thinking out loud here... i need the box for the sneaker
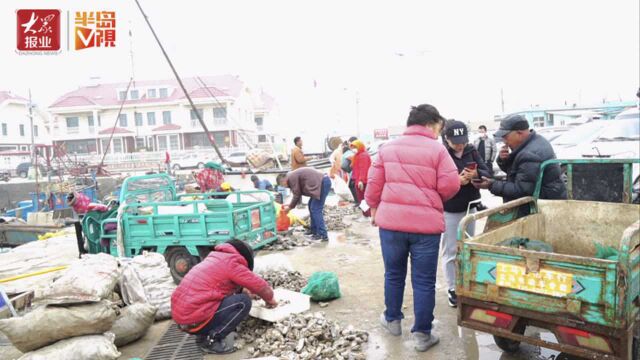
[304,230,315,236]
[379,313,402,336]
[414,332,439,352]
[200,334,236,354]
[312,234,329,241]
[447,289,457,308]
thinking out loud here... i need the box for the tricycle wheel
[493,335,521,353]
[165,247,198,284]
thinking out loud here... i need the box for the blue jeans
[380,228,441,334]
[194,293,251,340]
[308,176,331,237]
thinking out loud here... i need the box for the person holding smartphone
[441,120,491,308]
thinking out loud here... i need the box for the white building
[48,75,269,156]
[0,91,50,171]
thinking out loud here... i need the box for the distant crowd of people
[170,103,567,354]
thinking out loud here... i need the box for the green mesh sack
[497,237,554,253]
[594,242,619,261]
[301,271,341,301]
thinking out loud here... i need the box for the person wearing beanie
[171,240,277,354]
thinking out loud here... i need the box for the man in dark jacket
[441,121,491,308]
[276,167,331,241]
[474,115,567,216]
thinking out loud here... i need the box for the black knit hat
[227,240,254,270]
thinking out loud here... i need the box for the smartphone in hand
[471,178,483,184]
[465,162,477,170]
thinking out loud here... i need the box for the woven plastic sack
[110,303,157,346]
[118,260,149,305]
[18,333,121,360]
[39,253,120,304]
[301,271,341,301]
[497,237,554,253]
[332,176,354,202]
[130,252,176,320]
[0,300,116,352]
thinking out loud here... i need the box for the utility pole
[28,89,35,165]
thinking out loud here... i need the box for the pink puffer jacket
[365,125,460,234]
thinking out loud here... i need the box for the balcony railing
[67,127,79,134]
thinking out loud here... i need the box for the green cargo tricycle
[457,159,640,360]
[82,174,277,282]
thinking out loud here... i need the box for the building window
[159,88,168,98]
[97,115,101,127]
[33,125,38,137]
[88,115,94,127]
[119,114,128,127]
[162,111,172,125]
[1,123,7,136]
[147,89,157,98]
[135,137,145,150]
[130,90,139,100]
[158,136,167,151]
[118,90,127,100]
[147,112,156,126]
[258,134,267,143]
[532,116,544,128]
[213,107,227,125]
[254,117,264,126]
[190,109,203,120]
[66,116,80,130]
[170,135,179,150]
[135,112,143,127]
[113,138,123,153]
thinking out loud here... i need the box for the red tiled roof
[98,127,134,135]
[0,91,28,104]
[152,124,182,132]
[49,75,244,109]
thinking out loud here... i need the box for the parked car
[171,152,207,170]
[551,120,608,157]
[535,126,570,142]
[226,151,248,165]
[15,162,47,178]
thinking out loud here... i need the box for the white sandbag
[110,303,157,346]
[332,176,353,202]
[119,261,148,305]
[130,252,176,320]
[18,333,121,360]
[40,253,120,304]
[253,253,294,274]
[0,300,116,352]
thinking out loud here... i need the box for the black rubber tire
[555,353,586,360]
[172,164,181,170]
[197,162,205,169]
[19,171,27,178]
[493,335,521,353]
[165,247,198,284]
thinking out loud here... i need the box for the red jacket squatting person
[171,240,277,354]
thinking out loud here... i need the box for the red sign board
[16,9,61,52]
[374,128,389,139]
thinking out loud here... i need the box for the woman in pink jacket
[365,104,460,353]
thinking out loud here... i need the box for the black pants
[194,293,252,340]
[348,178,359,205]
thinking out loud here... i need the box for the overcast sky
[1,0,638,143]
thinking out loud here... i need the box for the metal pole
[28,89,35,165]
[133,0,226,164]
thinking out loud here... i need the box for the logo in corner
[16,9,61,52]
[75,11,116,50]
